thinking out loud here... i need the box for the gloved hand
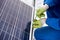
[32,4,48,28]
[32,8,46,28]
[32,19,42,28]
[36,8,46,18]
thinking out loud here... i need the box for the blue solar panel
[0,0,32,40]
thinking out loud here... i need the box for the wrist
[42,4,49,10]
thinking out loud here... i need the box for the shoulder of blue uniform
[46,18,60,30]
[44,0,59,7]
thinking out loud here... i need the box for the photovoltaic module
[0,0,32,40]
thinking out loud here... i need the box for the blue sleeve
[44,0,59,7]
[46,18,60,30]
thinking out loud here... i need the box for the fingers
[36,8,45,18]
[32,19,42,28]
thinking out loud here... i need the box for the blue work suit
[34,0,60,40]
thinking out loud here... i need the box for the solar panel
[0,0,32,40]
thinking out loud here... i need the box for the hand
[36,8,45,18]
[32,19,42,28]
[36,4,49,18]
[32,18,46,28]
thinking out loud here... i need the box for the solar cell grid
[0,0,32,40]
[0,0,6,13]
